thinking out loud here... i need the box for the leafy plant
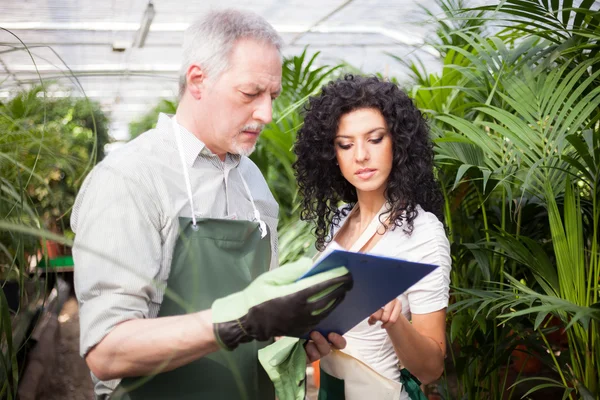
[0,32,110,397]
[400,0,600,398]
[129,99,177,140]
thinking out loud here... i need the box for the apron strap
[171,116,267,238]
[238,170,268,239]
[347,202,389,253]
[313,202,390,263]
[172,116,198,229]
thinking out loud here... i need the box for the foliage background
[1,0,599,398]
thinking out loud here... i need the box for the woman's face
[334,108,393,197]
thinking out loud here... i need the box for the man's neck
[174,105,227,161]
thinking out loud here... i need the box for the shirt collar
[157,113,241,168]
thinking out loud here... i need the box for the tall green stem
[441,177,454,244]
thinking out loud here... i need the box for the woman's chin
[353,180,386,195]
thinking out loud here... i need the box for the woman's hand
[305,331,346,363]
[368,298,402,329]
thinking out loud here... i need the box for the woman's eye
[336,143,352,150]
[370,137,383,144]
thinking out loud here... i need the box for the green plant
[0,44,109,397]
[129,99,177,140]
[399,0,600,398]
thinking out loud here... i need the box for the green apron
[111,116,275,400]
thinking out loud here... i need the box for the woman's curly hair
[293,74,444,251]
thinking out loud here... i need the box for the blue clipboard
[296,249,438,339]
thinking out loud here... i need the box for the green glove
[258,337,307,400]
[212,257,352,350]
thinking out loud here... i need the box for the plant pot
[511,344,542,374]
[542,315,568,348]
[44,239,63,259]
[1,280,20,312]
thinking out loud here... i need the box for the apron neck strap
[172,116,198,229]
[346,202,390,253]
[171,116,267,238]
[238,169,267,238]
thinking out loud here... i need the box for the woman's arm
[369,300,446,384]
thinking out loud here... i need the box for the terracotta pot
[543,315,568,348]
[44,239,62,258]
[511,344,542,373]
[42,222,64,259]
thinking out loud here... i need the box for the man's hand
[368,298,402,329]
[305,331,346,363]
[212,258,353,351]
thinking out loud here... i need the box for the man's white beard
[231,123,263,156]
[231,141,257,157]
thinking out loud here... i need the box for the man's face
[197,39,282,158]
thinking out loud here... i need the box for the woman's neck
[354,190,387,232]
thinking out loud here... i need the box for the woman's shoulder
[383,205,446,238]
[411,205,446,234]
[377,206,449,260]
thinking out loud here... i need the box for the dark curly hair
[293,74,444,251]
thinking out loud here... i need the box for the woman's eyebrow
[335,127,386,139]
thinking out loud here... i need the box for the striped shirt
[71,113,279,397]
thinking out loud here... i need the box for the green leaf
[533,311,549,330]
[453,164,473,190]
[450,313,471,342]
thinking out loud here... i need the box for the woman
[293,74,451,399]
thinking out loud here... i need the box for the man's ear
[186,64,206,100]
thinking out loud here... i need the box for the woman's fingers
[304,341,321,363]
[304,331,347,363]
[327,332,346,350]
[382,299,402,329]
[369,299,402,327]
[368,308,383,325]
[310,331,333,356]
[381,301,394,323]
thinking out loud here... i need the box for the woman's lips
[355,168,377,180]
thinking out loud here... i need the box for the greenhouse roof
[0,0,484,140]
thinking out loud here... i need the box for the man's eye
[242,92,259,98]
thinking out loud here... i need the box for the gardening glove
[212,257,352,351]
[258,337,307,400]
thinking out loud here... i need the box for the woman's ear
[185,64,206,100]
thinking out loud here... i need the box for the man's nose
[252,95,273,125]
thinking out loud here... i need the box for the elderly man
[72,9,351,400]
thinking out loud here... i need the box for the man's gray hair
[179,9,284,97]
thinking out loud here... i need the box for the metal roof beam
[0,21,431,48]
